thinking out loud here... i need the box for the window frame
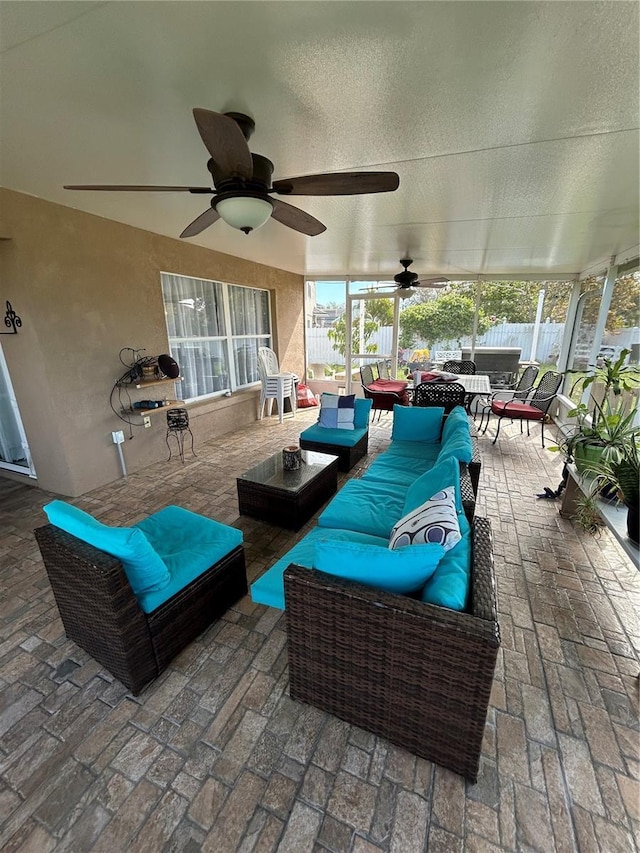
[161,271,272,402]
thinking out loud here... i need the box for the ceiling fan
[64,109,400,238]
[365,259,449,297]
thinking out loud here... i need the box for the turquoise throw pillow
[437,434,473,465]
[313,538,445,594]
[392,405,444,442]
[354,397,373,429]
[441,406,469,444]
[403,455,462,514]
[319,393,356,430]
[420,511,472,611]
[43,500,170,595]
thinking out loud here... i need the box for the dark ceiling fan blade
[270,199,326,236]
[180,207,221,239]
[192,109,253,179]
[272,171,399,196]
[64,185,213,193]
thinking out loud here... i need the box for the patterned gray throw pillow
[389,486,461,551]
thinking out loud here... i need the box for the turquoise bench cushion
[300,423,368,448]
[318,478,406,538]
[361,453,437,487]
[314,539,444,594]
[392,404,444,442]
[385,441,443,462]
[404,455,463,515]
[134,506,243,613]
[441,406,469,443]
[251,527,388,609]
[43,500,170,596]
[420,511,471,611]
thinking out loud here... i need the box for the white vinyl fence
[307,322,567,366]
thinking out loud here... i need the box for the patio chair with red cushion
[488,370,562,446]
[360,364,410,420]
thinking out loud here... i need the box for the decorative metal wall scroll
[1,302,21,334]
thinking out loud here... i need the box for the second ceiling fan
[64,109,400,238]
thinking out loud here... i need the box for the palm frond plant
[579,439,640,544]
[550,349,640,471]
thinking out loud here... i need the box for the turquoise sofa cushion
[354,397,373,429]
[420,511,471,611]
[133,506,242,613]
[437,434,473,465]
[251,527,389,610]
[384,441,443,462]
[404,455,463,515]
[318,478,406,538]
[361,452,437,487]
[441,406,469,444]
[299,422,368,448]
[43,500,170,596]
[392,404,444,442]
[314,539,444,594]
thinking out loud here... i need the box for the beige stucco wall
[0,188,304,496]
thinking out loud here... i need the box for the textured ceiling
[1,1,638,278]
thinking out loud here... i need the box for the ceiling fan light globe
[215,196,273,233]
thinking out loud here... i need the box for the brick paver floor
[1,409,638,851]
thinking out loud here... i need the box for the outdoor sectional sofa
[251,405,500,781]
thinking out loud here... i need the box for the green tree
[328,313,379,358]
[364,298,394,326]
[399,292,490,347]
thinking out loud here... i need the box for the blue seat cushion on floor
[420,511,471,611]
[134,506,243,614]
[251,527,389,609]
[299,422,368,448]
[43,500,170,595]
[318,478,406,538]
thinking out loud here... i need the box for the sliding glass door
[0,343,35,476]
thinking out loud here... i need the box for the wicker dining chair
[412,381,466,414]
[360,365,410,420]
[487,370,562,446]
[443,359,476,375]
[478,364,539,433]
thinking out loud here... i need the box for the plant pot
[574,442,605,475]
[627,504,639,545]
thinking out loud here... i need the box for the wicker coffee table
[237,449,339,531]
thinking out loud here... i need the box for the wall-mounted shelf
[128,400,185,416]
[117,376,182,390]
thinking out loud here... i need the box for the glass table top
[238,449,339,494]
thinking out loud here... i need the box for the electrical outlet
[143,416,151,429]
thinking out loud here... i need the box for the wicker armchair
[285,516,500,782]
[360,365,410,420]
[34,524,247,694]
[413,381,466,413]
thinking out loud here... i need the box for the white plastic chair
[257,347,297,423]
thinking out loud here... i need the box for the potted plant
[580,439,640,544]
[552,349,639,473]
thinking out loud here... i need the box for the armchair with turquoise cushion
[299,396,372,471]
[35,501,247,694]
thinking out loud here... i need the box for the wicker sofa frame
[34,524,247,695]
[299,430,368,472]
[285,516,499,782]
